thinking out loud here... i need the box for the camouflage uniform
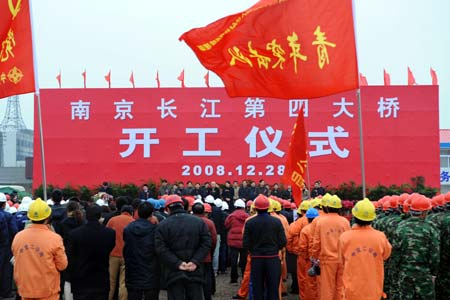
[435,214,450,300]
[392,217,440,300]
[383,213,403,299]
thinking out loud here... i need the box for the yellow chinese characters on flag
[0,0,35,99]
[180,0,358,99]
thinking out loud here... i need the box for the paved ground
[6,272,299,300]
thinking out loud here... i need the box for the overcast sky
[0,0,449,129]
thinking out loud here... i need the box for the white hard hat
[221,202,229,211]
[234,199,246,208]
[8,206,17,214]
[193,199,203,205]
[18,202,30,212]
[195,195,202,201]
[47,199,54,206]
[96,199,107,207]
[21,196,32,205]
[214,198,223,208]
[205,195,215,204]
[0,192,6,202]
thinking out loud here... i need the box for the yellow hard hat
[27,198,52,221]
[273,201,282,212]
[352,198,376,221]
[298,200,311,213]
[321,193,332,207]
[268,199,277,213]
[328,195,342,209]
[310,198,320,208]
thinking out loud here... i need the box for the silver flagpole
[29,0,47,200]
[356,89,366,198]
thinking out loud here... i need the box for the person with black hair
[123,202,160,300]
[68,205,116,300]
[192,203,217,300]
[138,184,154,200]
[50,189,67,237]
[99,182,113,195]
[106,205,134,300]
[311,181,326,198]
[155,195,211,300]
[102,196,128,225]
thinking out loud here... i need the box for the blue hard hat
[306,208,319,219]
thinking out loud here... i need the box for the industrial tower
[0,95,27,132]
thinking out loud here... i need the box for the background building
[440,129,450,193]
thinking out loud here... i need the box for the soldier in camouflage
[391,195,440,300]
[435,193,450,300]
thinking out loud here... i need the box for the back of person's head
[354,217,372,226]
[131,198,141,210]
[138,202,154,219]
[182,198,189,211]
[192,203,205,215]
[121,205,133,215]
[67,200,84,225]
[52,189,63,203]
[86,205,102,221]
[115,196,127,211]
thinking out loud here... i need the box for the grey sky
[1,0,448,129]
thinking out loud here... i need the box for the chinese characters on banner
[180,0,358,99]
[0,0,35,99]
[33,86,439,189]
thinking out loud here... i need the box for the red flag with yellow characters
[180,0,358,99]
[282,110,307,205]
[0,0,35,99]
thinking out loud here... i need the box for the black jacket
[221,187,233,201]
[60,217,84,281]
[243,213,286,257]
[123,219,160,290]
[280,210,294,224]
[51,204,67,236]
[68,221,116,294]
[210,206,226,235]
[311,187,326,198]
[155,209,211,286]
[238,186,250,200]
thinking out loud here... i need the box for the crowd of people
[0,181,449,300]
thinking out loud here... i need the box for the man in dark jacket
[123,202,160,300]
[310,180,326,198]
[155,195,211,300]
[69,205,116,300]
[221,181,234,209]
[243,195,286,300]
[50,189,67,236]
[138,184,154,200]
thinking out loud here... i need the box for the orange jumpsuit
[288,216,308,299]
[299,223,318,300]
[236,214,257,298]
[272,212,290,297]
[338,225,392,300]
[12,224,67,300]
[311,213,350,300]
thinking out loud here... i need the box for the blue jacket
[0,208,18,245]
[15,211,29,232]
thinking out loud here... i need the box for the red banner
[0,0,35,99]
[33,86,439,189]
[180,0,358,99]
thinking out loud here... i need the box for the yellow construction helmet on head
[27,198,52,221]
[268,199,277,213]
[310,198,320,208]
[352,198,376,221]
[321,193,332,207]
[273,200,282,212]
[328,195,342,209]
[298,200,311,213]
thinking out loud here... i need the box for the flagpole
[356,89,366,198]
[305,155,311,199]
[29,0,47,200]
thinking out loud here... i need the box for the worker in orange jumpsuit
[311,195,350,300]
[287,200,311,299]
[338,199,392,300]
[299,208,320,300]
[12,198,68,300]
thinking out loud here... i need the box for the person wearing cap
[155,194,211,300]
[243,194,286,300]
[206,196,225,276]
[311,194,350,300]
[225,199,249,284]
[0,192,18,299]
[192,202,217,300]
[12,198,67,300]
[287,200,311,297]
[298,208,320,300]
[338,199,392,300]
[68,205,115,300]
[106,205,134,300]
[280,200,294,224]
[391,196,440,300]
[123,202,160,300]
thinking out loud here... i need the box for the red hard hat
[254,194,270,210]
[382,200,391,211]
[410,196,432,212]
[165,195,183,207]
[389,196,399,208]
[283,200,291,209]
[371,201,380,209]
[436,195,446,207]
[445,192,450,203]
[204,203,212,213]
[290,202,297,209]
[403,198,412,214]
[246,200,253,207]
[184,196,195,207]
[398,193,409,206]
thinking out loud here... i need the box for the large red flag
[282,110,307,205]
[383,69,391,86]
[430,67,438,85]
[177,69,185,88]
[359,73,368,86]
[408,67,416,85]
[180,0,358,99]
[0,0,35,99]
[104,70,111,88]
